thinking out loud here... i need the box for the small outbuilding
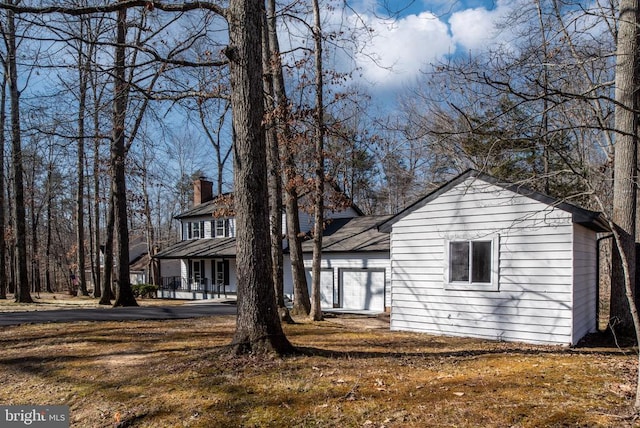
[380,170,609,346]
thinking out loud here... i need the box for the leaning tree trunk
[7,6,31,303]
[266,0,309,316]
[227,0,293,355]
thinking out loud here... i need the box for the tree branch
[0,1,227,19]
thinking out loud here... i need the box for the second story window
[215,219,230,237]
[188,221,205,239]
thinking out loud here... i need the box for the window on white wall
[215,218,229,238]
[189,221,205,239]
[444,235,499,291]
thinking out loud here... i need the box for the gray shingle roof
[301,215,392,253]
[155,215,392,260]
[155,237,236,259]
[174,201,225,219]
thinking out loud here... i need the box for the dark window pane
[472,241,492,283]
[450,242,469,282]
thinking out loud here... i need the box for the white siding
[283,252,391,310]
[228,218,236,238]
[227,259,238,293]
[572,224,597,343]
[304,268,334,309]
[390,177,580,345]
[180,259,188,281]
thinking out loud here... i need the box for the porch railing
[160,276,228,298]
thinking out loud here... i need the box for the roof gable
[379,169,609,233]
[175,194,234,219]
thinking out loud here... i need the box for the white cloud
[449,7,497,51]
[354,12,453,88]
[347,1,515,90]
[449,1,513,52]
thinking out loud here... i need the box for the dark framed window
[188,221,205,239]
[215,219,226,237]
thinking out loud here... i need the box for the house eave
[378,169,611,233]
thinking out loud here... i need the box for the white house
[155,178,390,310]
[379,170,608,346]
[294,215,392,312]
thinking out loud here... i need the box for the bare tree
[74,12,90,296]
[0,74,6,299]
[309,0,324,321]
[262,9,287,318]
[611,0,639,339]
[110,1,137,307]
[3,2,31,303]
[227,0,293,354]
[265,0,310,317]
[0,0,296,353]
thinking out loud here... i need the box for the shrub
[131,283,158,298]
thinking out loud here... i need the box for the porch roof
[155,237,236,259]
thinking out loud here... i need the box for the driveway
[0,303,237,326]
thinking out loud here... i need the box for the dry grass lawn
[0,297,638,427]
[0,293,187,312]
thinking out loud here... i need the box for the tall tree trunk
[609,0,640,410]
[5,172,13,295]
[611,0,638,337]
[262,10,291,322]
[6,5,31,303]
[0,75,6,299]
[92,94,102,298]
[45,150,54,294]
[99,192,114,305]
[29,185,40,294]
[76,26,89,296]
[112,3,136,307]
[227,0,293,355]
[534,0,551,195]
[141,167,158,285]
[309,0,324,321]
[266,0,309,316]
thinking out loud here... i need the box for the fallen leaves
[0,316,635,427]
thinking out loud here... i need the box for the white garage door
[306,268,334,309]
[340,269,385,311]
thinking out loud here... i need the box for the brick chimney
[194,177,213,205]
